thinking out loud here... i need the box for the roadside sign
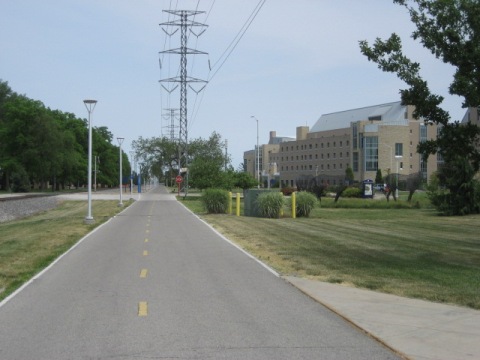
[175,175,183,184]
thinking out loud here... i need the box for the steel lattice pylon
[159,10,208,195]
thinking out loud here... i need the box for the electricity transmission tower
[159,10,208,194]
[162,108,179,141]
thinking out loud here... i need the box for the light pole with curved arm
[83,99,97,224]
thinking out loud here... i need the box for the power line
[188,0,266,130]
[209,0,266,82]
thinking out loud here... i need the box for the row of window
[278,151,351,162]
[281,140,350,152]
[281,163,349,172]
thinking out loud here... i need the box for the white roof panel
[310,101,406,132]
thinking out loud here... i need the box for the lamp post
[117,137,124,206]
[129,151,134,199]
[395,155,403,199]
[251,116,260,188]
[83,99,97,224]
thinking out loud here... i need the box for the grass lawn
[0,199,132,301]
[181,195,480,309]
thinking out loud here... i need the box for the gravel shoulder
[0,195,61,223]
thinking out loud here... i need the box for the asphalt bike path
[0,185,400,359]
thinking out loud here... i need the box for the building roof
[269,136,295,145]
[310,101,407,132]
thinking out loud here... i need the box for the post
[228,192,232,215]
[129,151,134,199]
[83,99,97,224]
[291,191,296,219]
[94,156,97,192]
[395,155,403,200]
[251,116,260,188]
[117,137,124,206]
[236,193,241,216]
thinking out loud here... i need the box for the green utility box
[244,189,278,217]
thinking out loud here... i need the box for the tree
[345,166,354,184]
[360,0,480,215]
[375,169,383,184]
[188,132,231,190]
[233,171,258,190]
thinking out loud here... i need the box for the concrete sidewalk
[285,276,480,360]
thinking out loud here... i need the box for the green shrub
[295,191,318,217]
[256,191,285,218]
[342,187,362,198]
[201,189,230,214]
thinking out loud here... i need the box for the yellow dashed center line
[143,250,148,256]
[138,302,148,316]
[140,269,148,278]
[144,238,149,242]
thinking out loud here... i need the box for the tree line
[132,132,257,191]
[0,80,130,192]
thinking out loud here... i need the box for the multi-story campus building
[244,101,440,188]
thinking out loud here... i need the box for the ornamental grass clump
[201,189,230,214]
[256,191,285,218]
[295,191,318,217]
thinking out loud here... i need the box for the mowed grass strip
[181,196,480,309]
[0,200,132,301]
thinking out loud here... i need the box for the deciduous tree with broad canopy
[360,0,480,215]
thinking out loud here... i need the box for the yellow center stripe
[140,269,148,278]
[143,250,148,256]
[138,302,148,316]
[144,238,149,242]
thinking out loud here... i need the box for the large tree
[360,0,480,215]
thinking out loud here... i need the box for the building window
[420,124,427,142]
[365,136,378,171]
[353,152,359,172]
[352,123,358,150]
[395,143,403,156]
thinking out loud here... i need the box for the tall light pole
[83,99,97,224]
[129,151,134,199]
[117,137,124,206]
[395,155,403,199]
[251,116,260,188]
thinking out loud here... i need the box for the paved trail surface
[0,186,400,359]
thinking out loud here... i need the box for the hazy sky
[1,0,464,168]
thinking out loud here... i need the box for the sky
[0,0,465,169]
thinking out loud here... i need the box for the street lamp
[83,99,97,224]
[395,155,403,199]
[129,151,134,199]
[117,137,124,206]
[251,116,260,188]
